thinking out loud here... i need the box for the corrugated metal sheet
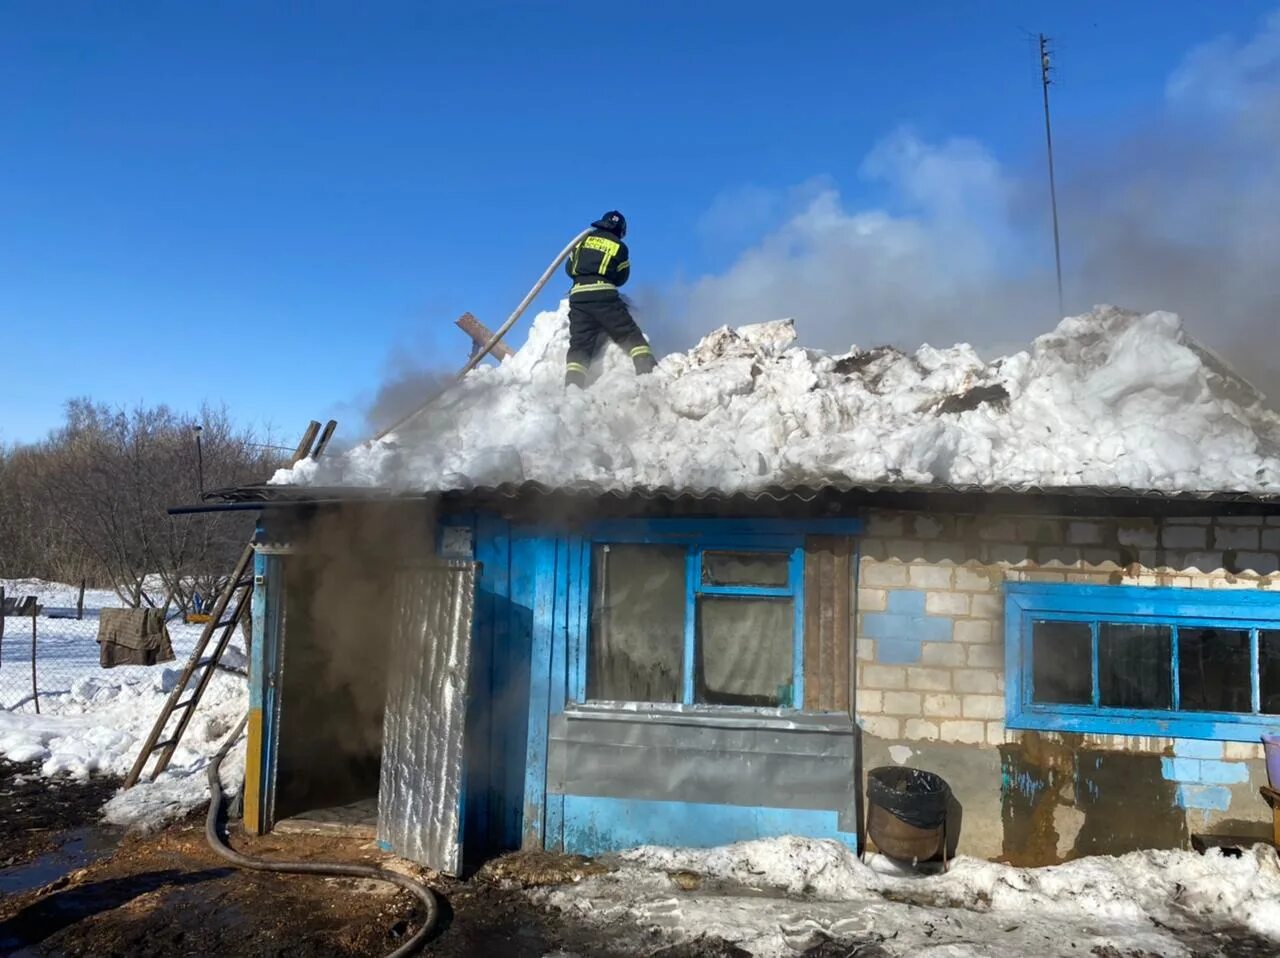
[803,536,852,712]
[210,479,1280,512]
[377,559,476,875]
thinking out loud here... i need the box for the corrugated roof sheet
[202,480,1280,518]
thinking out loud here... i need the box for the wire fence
[0,583,236,714]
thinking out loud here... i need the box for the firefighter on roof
[563,210,656,387]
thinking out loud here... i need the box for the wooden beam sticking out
[455,312,514,362]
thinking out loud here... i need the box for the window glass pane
[1031,620,1092,705]
[1177,628,1252,713]
[588,544,685,702]
[1261,631,1280,715]
[701,551,790,588]
[1098,623,1172,710]
[696,596,794,707]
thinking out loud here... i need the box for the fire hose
[373,226,593,440]
[206,715,439,958]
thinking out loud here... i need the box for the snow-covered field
[279,304,1280,495]
[547,837,1280,957]
[0,577,247,831]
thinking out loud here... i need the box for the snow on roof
[276,303,1280,496]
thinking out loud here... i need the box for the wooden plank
[832,537,852,712]
[803,540,822,710]
[819,542,837,709]
[311,420,338,458]
[456,312,514,361]
[802,537,854,712]
[291,421,321,461]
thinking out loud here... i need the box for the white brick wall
[925,591,969,616]
[883,691,923,715]
[855,509,1280,751]
[921,642,967,667]
[858,587,888,612]
[923,693,962,717]
[909,565,954,589]
[907,668,953,692]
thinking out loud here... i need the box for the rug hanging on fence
[96,609,176,667]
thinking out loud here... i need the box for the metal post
[30,602,39,715]
[1040,33,1065,319]
[1,585,6,667]
[77,579,86,620]
[193,425,205,496]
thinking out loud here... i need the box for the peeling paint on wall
[998,732,1188,865]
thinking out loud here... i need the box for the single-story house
[216,478,1280,874]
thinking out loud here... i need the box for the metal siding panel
[546,713,858,827]
[376,560,477,875]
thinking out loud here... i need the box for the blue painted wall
[561,795,859,854]
[480,515,864,858]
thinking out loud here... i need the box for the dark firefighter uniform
[564,210,656,387]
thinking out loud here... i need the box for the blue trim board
[249,550,268,711]
[1006,582,1280,618]
[560,795,859,856]
[545,538,573,851]
[682,548,698,704]
[1005,583,1280,743]
[587,517,862,544]
[522,536,559,849]
[790,545,806,708]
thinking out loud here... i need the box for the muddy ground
[0,758,756,957]
[0,759,120,871]
[0,757,1275,958]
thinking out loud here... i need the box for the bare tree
[1,400,282,605]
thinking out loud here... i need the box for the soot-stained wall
[273,502,435,821]
[856,509,1278,865]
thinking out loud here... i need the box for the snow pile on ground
[0,578,248,831]
[544,836,1280,957]
[277,303,1280,495]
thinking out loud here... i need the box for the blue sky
[3,1,1278,443]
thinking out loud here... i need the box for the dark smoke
[364,354,456,437]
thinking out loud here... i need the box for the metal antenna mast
[1039,33,1065,318]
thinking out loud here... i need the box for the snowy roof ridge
[276,304,1280,496]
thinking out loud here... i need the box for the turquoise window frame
[1005,582,1280,743]
[571,518,860,711]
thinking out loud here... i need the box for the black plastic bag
[867,765,950,830]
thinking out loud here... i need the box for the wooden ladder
[123,419,336,788]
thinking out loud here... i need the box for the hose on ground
[205,714,439,958]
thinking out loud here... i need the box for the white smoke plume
[643,10,1280,401]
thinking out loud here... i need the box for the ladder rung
[196,657,216,668]
[152,738,177,751]
[174,697,198,711]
